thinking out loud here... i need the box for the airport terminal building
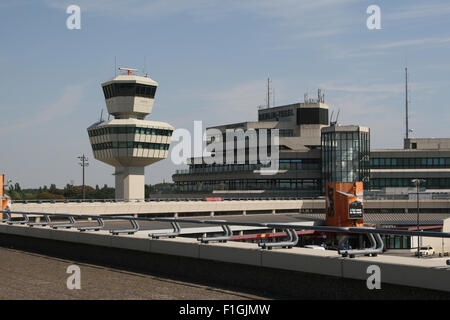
[172,91,450,196]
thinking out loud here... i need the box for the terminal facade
[172,91,450,195]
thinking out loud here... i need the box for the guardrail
[9,196,314,204]
[8,191,450,203]
[2,209,450,258]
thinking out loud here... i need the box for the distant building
[172,91,450,195]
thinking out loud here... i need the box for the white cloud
[193,80,269,124]
[321,82,404,94]
[373,37,450,50]
[0,84,85,134]
[385,2,450,21]
[45,0,358,39]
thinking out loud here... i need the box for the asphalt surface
[72,213,323,231]
[0,247,270,300]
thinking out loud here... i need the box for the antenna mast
[144,56,147,76]
[405,67,409,139]
[273,87,275,107]
[267,77,271,108]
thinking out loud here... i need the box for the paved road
[0,247,270,300]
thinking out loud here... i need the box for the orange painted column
[0,174,4,220]
[325,182,364,227]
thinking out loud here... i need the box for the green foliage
[7,182,176,200]
[7,182,115,200]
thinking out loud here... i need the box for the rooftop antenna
[114,56,117,77]
[118,67,138,75]
[318,88,325,103]
[99,108,104,122]
[405,67,409,140]
[335,109,340,125]
[143,56,147,76]
[272,87,275,107]
[267,77,271,108]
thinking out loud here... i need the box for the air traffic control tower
[88,68,174,200]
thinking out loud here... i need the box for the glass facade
[297,108,329,125]
[381,235,410,249]
[176,179,321,192]
[370,157,450,169]
[370,178,450,189]
[102,83,157,100]
[91,142,170,151]
[258,108,294,121]
[321,128,370,187]
[177,159,321,175]
[88,126,173,137]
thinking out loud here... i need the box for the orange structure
[0,174,8,220]
[325,182,364,227]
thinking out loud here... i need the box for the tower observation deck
[88,68,174,200]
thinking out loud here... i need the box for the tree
[36,192,64,200]
[14,183,21,193]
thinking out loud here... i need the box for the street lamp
[412,178,425,258]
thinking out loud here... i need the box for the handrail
[259,229,299,250]
[2,210,450,239]
[109,217,140,235]
[339,232,377,258]
[7,213,29,225]
[0,210,449,258]
[0,210,10,223]
[78,218,105,232]
[51,216,76,229]
[8,196,319,204]
[148,222,180,239]
[198,224,232,243]
[28,214,51,227]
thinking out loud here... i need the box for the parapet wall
[0,223,449,298]
[10,199,450,216]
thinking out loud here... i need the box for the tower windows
[102,83,157,99]
[91,142,170,151]
[88,126,173,137]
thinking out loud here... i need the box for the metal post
[78,155,89,201]
[412,178,425,258]
[417,180,420,258]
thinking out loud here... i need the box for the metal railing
[9,196,313,204]
[8,191,450,204]
[1,209,450,258]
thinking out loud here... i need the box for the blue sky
[1,0,450,188]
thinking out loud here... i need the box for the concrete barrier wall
[11,200,307,216]
[10,199,449,217]
[0,223,449,295]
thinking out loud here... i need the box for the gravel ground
[0,247,270,300]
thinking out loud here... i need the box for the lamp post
[78,155,89,201]
[412,178,425,258]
